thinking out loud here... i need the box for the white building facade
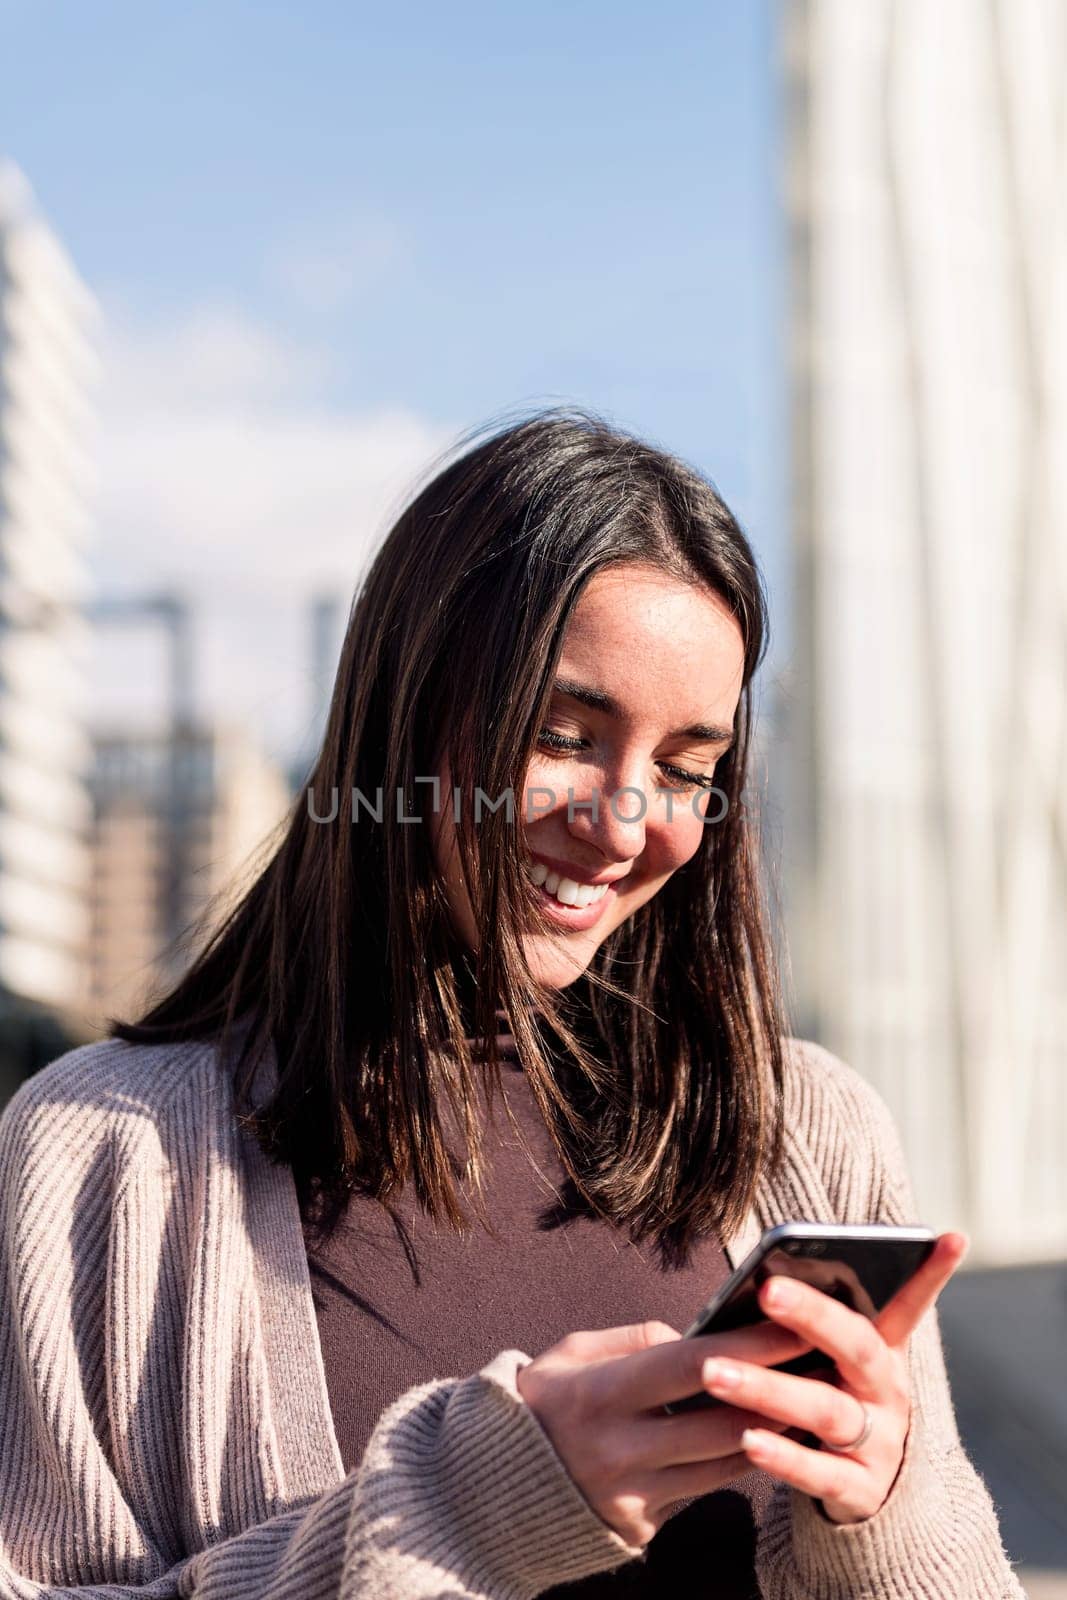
[779,0,1067,1263]
[0,164,96,1014]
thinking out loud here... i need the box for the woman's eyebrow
[551,677,736,747]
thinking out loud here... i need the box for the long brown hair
[111,406,790,1268]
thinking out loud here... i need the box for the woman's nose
[563,764,652,861]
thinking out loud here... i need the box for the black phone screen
[665,1228,936,1415]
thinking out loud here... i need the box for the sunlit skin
[430,557,969,1529]
[431,561,745,989]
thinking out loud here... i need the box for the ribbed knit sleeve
[173,1353,645,1600]
[341,1350,645,1596]
[0,1045,644,1600]
[752,1041,1027,1600]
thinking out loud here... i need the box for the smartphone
[662,1221,937,1415]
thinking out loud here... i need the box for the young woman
[0,409,1023,1598]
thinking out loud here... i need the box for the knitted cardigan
[0,1032,1025,1599]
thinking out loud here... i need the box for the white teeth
[525,864,612,907]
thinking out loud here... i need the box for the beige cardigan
[0,1032,1025,1598]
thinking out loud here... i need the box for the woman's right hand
[516,1318,816,1547]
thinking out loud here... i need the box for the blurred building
[87,721,291,1029]
[0,162,96,1022]
[287,591,346,794]
[779,0,1067,1265]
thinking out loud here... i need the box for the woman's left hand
[699,1231,969,1524]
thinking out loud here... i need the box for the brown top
[304,1020,777,1597]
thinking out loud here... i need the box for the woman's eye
[537,727,586,753]
[657,763,716,792]
[536,730,714,792]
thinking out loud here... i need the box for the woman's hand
[516,1316,816,1547]
[702,1231,969,1524]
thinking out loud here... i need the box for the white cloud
[101,308,335,411]
[88,303,455,760]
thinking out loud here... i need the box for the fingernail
[764,1278,796,1308]
[703,1359,740,1389]
[741,1427,773,1455]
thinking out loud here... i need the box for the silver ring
[823,1401,874,1454]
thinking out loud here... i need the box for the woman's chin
[520,930,600,990]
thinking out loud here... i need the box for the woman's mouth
[524,861,618,930]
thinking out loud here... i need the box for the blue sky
[1,0,788,757]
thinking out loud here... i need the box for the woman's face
[432,561,746,990]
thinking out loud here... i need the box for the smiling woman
[430,562,749,995]
[124,405,788,1276]
[0,408,1024,1599]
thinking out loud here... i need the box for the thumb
[558,1320,683,1364]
